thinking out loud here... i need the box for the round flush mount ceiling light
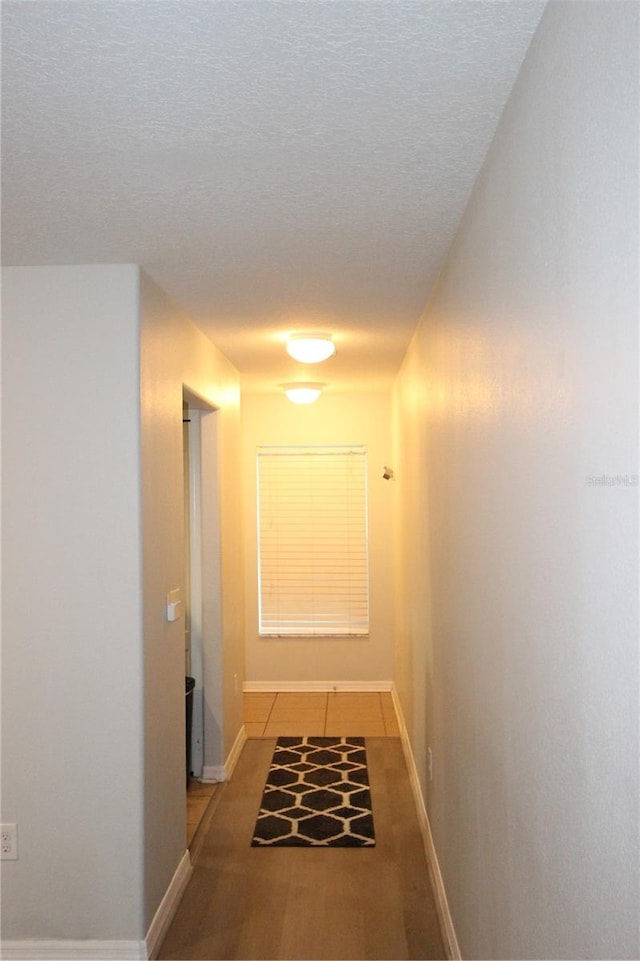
[281,382,325,405]
[286,333,336,364]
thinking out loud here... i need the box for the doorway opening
[182,389,224,843]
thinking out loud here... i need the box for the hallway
[162,734,445,960]
[3,5,637,959]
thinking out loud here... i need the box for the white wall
[1,266,145,940]
[392,3,639,959]
[139,272,244,929]
[1,266,245,947]
[242,392,394,686]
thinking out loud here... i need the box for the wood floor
[162,737,445,960]
[187,693,399,847]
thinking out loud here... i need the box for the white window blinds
[257,446,369,636]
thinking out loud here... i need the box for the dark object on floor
[251,736,375,847]
[185,676,195,786]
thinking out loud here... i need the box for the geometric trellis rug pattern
[251,736,376,847]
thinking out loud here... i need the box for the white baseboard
[391,686,462,961]
[243,680,393,693]
[201,723,247,783]
[224,724,247,778]
[145,849,192,960]
[0,940,146,960]
[2,849,194,960]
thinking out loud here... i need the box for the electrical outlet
[1,824,18,860]
[427,747,433,782]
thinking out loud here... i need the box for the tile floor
[243,690,401,737]
[186,691,400,846]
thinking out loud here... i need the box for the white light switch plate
[166,588,183,622]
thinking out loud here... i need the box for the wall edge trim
[145,849,192,960]
[391,685,462,961]
[243,680,393,692]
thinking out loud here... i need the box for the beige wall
[392,3,639,959]
[139,271,244,929]
[242,391,394,686]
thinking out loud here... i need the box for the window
[257,446,369,636]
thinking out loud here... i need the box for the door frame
[183,388,223,780]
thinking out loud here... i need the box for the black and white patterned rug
[251,736,376,847]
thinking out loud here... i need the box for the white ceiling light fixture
[286,333,336,364]
[281,382,325,405]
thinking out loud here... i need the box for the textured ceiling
[2,0,545,392]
